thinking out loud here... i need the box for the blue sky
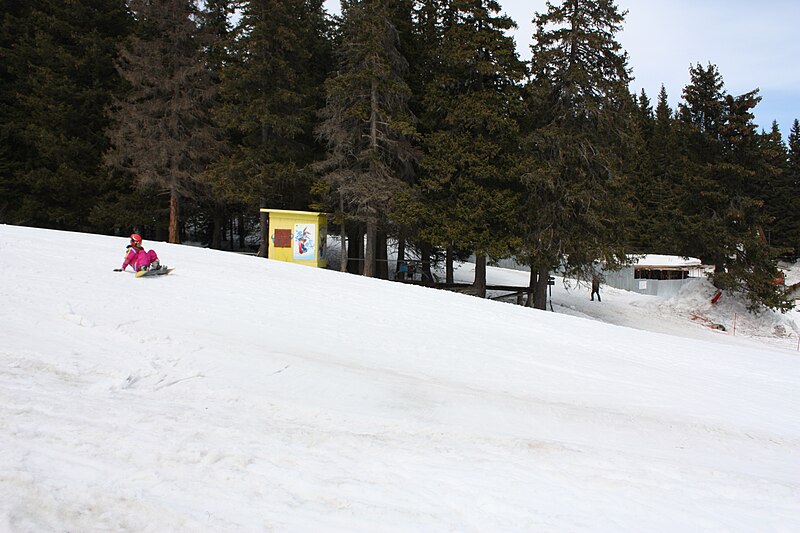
[324,0,799,137]
[612,0,798,135]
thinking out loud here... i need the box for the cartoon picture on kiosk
[293,224,316,260]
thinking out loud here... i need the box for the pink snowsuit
[122,246,159,271]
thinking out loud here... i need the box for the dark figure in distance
[591,276,601,302]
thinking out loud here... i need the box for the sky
[2,224,799,531]
[324,0,800,137]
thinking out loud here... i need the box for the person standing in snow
[591,275,601,302]
[115,233,160,272]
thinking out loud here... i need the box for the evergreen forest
[1,0,798,312]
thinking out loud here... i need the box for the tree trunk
[473,254,487,297]
[376,229,388,279]
[339,194,347,272]
[421,241,433,283]
[446,246,454,284]
[211,204,223,249]
[238,213,246,249]
[362,79,379,280]
[534,266,549,310]
[257,200,268,258]
[396,236,406,280]
[347,223,364,274]
[526,268,536,307]
[168,189,180,244]
[363,218,376,277]
[370,78,378,152]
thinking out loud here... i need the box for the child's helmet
[130,233,142,245]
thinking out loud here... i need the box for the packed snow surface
[1,224,799,532]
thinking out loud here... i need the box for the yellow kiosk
[260,209,327,268]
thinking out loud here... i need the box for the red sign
[273,229,291,248]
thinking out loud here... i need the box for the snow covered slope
[1,225,799,532]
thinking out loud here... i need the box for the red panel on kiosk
[274,229,291,248]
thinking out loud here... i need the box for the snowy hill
[1,224,799,532]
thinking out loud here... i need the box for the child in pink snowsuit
[119,234,159,272]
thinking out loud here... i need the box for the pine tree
[679,63,726,140]
[317,0,417,277]
[106,0,224,243]
[675,64,728,268]
[783,120,800,256]
[635,89,655,142]
[677,65,791,311]
[0,0,29,223]
[0,0,131,230]
[216,0,331,255]
[757,122,790,253]
[626,89,656,251]
[388,0,447,279]
[192,0,234,249]
[521,0,635,307]
[414,0,526,295]
[644,85,685,253]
